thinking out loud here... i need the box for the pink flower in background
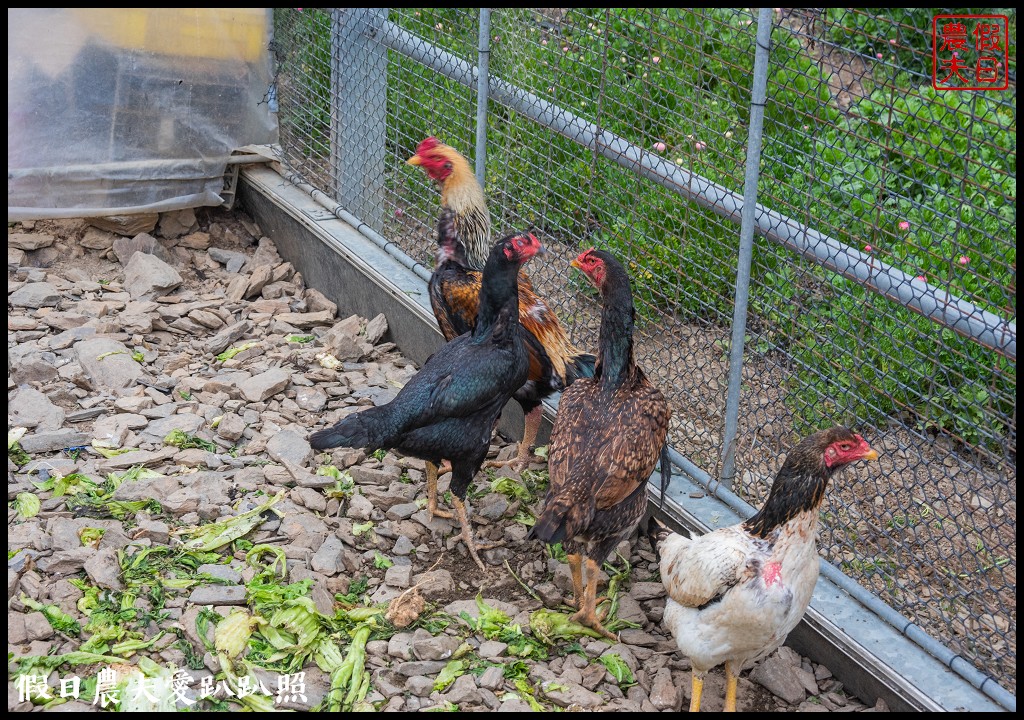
[394,208,404,219]
[959,255,970,265]
[864,245,873,252]
[653,142,667,153]
[876,52,884,59]
[889,38,898,46]
[916,275,926,281]
[694,141,706,151]
[652,56,661,64]
[898,221,910,231]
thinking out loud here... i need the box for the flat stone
[237,368,290,402]
[188,585,248,605]
[9,282,60,308]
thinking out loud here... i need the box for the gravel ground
[8,207,889,712]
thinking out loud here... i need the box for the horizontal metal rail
[374,19,1016,362]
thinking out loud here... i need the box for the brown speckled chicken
[408,137,595,471]
[656,427,879,712]
[530,248,671,640]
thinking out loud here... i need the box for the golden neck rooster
[408,137,595,472]
[656,427,879,712]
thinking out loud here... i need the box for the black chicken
[530,248,672,639]
[309,232,544,570]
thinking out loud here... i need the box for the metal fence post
[720,7,774,487]
[474,9,491,188]
[330,8,389,233]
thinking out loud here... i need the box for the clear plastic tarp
[8,8,279,221]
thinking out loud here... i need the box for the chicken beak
[406,154,422,166]
[570,258,581,270]
[861,447,880,461]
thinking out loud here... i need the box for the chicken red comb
[576,247,597,261]
[416,137,442,154]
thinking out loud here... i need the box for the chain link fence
[270,8,1016,701]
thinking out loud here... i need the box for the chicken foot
[567,554,618,641]
[485,406,545,472]
[425,463,498,572]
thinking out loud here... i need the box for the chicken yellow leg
[485,406,544,472]
[425,461,453,521]
[569,557,617,641]
[723,660,738,712]
[690,671,705,713]
[451,495,487,572]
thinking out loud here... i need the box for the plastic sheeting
[8,8,279,221]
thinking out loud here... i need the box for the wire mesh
[270,8,1016,697]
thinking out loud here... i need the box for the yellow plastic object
[69,8,268,62]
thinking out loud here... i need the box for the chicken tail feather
[528,503,570,545]
[308,406,394,451]
[565,352,597,383]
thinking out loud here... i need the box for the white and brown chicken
[655,427,879,712]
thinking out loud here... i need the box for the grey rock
[410,569,455,600]
[134,519,171,543]
[88,213,158,236]
[363,313,389,344]
[477,640,509,659]
[276,310,335,328]
[348,465,400,485]
[23,611,56,641]
[123,249,182,299]
[541,679,605,709]
[9,231,55,251]
[294,386,328,412]
[391,534,415,556]
[393,660,449,677]
[245,264,274,298]
[649,666,683,710]
[188,585,248,605]
[9,345,59,384]
[96,446,179,472]
[385,501,419,521]
[410,631,461,662]
[80,227,117,250]
[111,473,180,502]
[216,412,247,441]
[443,673,482,706]
[310,535,356,576]
[19,429,90,454]
[209,247,249,274]
[8,387,65,430]
[629,581,667,601]
[76,338,145,391]
[388,632,416,661]
[207,320,252,355]
[372,668,407,699]
[9,613,29,645]
[478,665,506,691]
[265,429,312,467]
[384,563,414,589]
[238,368,290,402]
[749,654,808,705]
[197,564,243,583]
[139,412,205,443]
[157,208,197,239]
[405,675,435,697]
[9,281,60,308]
[344,492,373,521]
[84,547,123,590]
[113,232,173,265]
